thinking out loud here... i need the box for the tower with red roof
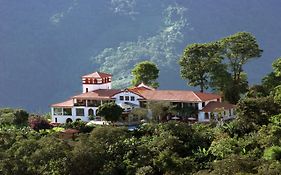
[82,72,112,93]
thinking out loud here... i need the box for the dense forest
[1,55,281,174]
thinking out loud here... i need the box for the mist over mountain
[0,0,281,112]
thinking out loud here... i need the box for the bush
[0,108,29,126]
[264,146,281,161]
[28,116,51,131]
[64,121,94,133]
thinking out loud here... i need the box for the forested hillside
[0,0,281,112]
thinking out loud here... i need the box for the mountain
[0,0,281,112]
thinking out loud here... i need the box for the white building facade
[51,71,236,123]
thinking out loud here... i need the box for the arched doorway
[88,109,94,116]
[76,118,81,122]
[66,118,73,123]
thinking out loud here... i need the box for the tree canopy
[97,102,123,122]
[179,42,222,92]
[131,61,160,88]
[179,32,262,103]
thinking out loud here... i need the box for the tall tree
[131,61,159,88]
[97,102,123,123]
[220,32,262,84]
[179,42,222,92]
[213,32,262,103]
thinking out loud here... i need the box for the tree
[235,96,281,134]
[0,108,29,126]
[97,102,123,122]
[28,116,51,131]
[262,72,281,95]
[272,57,281,77]
[213,32,261,103]
[132,61,159,88]
[147,101,175,122]
[220,32,262,84]
[179,42,222,92]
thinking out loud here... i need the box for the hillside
[0,0,281,112]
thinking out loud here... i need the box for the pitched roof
[72,89,121,100]
[194,92,221,101]
[82,72,112,78]
[138,90,203,102]
[202,101,236,112]
[111,88,145,98]
[137,83,155,90]
[51,99,74,107]
[138,90,221,102]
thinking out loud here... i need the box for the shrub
[28,116,51,131]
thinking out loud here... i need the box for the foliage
[272,57,281,77]
[179,32,261,103]
[64,120,94,133]
[147,101,175,122]
[131,61,159,88]
[97,102,123,122]
[220,32,262,81]
[235,96,280,134]
[93,4,187,88]
[263,146,281,161]
[28,115,51,131]
[210,155,259,175]
[179,42,222,92]
[0,108,29,126]
[262,72,281,95]
[129,108,148,122]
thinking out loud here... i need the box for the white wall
[82,82,111,93]
[198,99,220,110]
[198,108,236,123]
[112,91,142,106]
[51,106,99,123]
[198,112,208,122]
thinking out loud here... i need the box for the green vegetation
[1,32,281,174]
[97,102,123,122]
[179,32,262,103]
[93,4,187,88]
[131,61,159,88]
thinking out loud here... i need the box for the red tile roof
[138,90,214,102]
[194,92,221,101]
[51,99,74,107]
[82,72,112,78]
[72,89,121,100]
[51,88,222,107]
[202,101,236,112]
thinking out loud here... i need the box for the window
[194,103,198,110]
[55,118,57,123]
[140,101,147,108]
[53,108,62,115]
[130,96,135,101]
[63,108,72,116]
[125,96,129,101]
[204,112,209,119]
[88,109,94,116]
[119,96,124,101]
[76,108,84,116]
[202,102,205,107]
